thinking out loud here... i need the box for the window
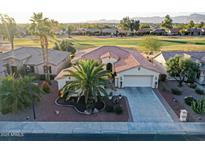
[30,66,35,73]
[43,66,52,74]
[48,66,52,74]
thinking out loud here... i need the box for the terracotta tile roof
[100,51,119,60]
[73,46,163,73]
[55,67,75,80]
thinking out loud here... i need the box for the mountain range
[86,13,205,24]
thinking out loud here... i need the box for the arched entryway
[106,63,112,72]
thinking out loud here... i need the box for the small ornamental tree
[142,36,162,55]
[166,55,199,86]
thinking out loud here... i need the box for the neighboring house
[154,51,205,84]
[200,28,205,35]
[0,61,7,77]
[168,28,182,36]
[136,28,151,35]
[0,47,70,76]
[151,28,167,35]
[71,28,87,35]
[101,28,117,36]
[186,28,201,36]
[86,28,101,35]
[55,46,164,90]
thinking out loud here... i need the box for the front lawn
[158,80,205,122]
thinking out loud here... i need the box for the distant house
[168,28,182,36]
[0,47,70,77]
[186,28,201,36]
[86,28,101,35]
[154,51,205,84]
[0,61,7,77]
[55,46,164,90]
[151,28,167,35]
[101,28,117,36]
[71,28,87,35]
[200,28,205,35]
[136,28,151,35]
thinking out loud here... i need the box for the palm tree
[29,12,58,80]
[0,14,17,50]
[61,60,110,111]
[0,75,43,114]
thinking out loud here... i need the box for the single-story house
[55,46,164,90]
[0,47,70,76]
[154,51,205,84]
[71,28,87,35]
[86,28,101,35]
[151,28,167,35]
[101,28,117,36]
[136,28,151,35]
[168,28,182,36]
[0,62,7,77]
[186,28,201,36]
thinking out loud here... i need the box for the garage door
[123,75,153,87]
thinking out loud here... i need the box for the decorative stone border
[55,97,105,115]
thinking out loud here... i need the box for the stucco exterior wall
[154,53,166,66]
[115,67,160,88]
[57,76,75,90]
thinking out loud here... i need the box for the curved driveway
[114,87,173,122]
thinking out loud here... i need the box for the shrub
[159,74,167,82]
[114,105,123,115]
[105,104,114,112]
[41,81,50,93]
[189,83,197,89]
[0,107,12,115]
[191,99,205,114]
[184,96,196,106]
[171,88,182,95]
[195,88,204,95]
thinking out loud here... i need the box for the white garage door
[123,75,153,87]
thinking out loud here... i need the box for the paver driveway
[114,87,173,122]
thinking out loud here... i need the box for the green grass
[14,36,205,51]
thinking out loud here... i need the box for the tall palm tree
[0,14,17,50]
[29,12,58,80]
[0,75,43,114]
[61,60,110,111]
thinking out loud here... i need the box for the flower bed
[56,96,105,114]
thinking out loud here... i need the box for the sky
[0,0,205,23]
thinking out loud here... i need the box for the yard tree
[119,16,131,31]
[67,25,75,38]
[53,39,76,57]
[61,60,110,112]
[187,20,195,28]
[0,14,17,50]
[140,23,150,29]
[142,36,162,55]
[29,12,58,80]
[161,15,173,30]
[166,55,199,86]
[130,20,140,32]
[0,76,43,114]
[198,22,204,28]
